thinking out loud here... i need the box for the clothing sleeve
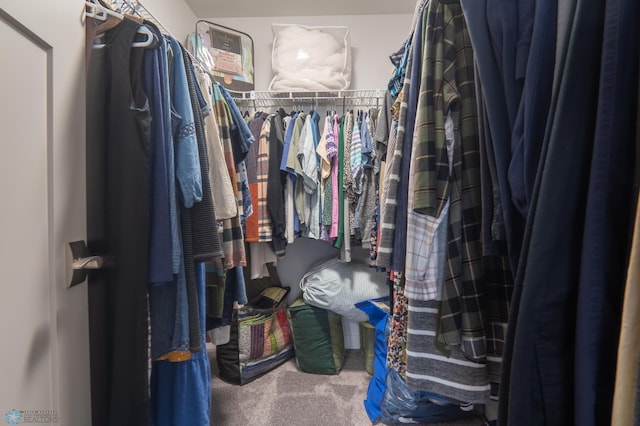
[169,37,202,208]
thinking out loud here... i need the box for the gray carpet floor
[209,348,487,426]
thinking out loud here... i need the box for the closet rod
[229,89,384,101]
[229,90,384,113]
[229,90,384,104]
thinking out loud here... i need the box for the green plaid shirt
[410,0,485,361]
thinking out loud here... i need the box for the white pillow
[269,24,352,92]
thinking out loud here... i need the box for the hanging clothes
[86,17,152,426]
[376,56,412,268]
[245,113,269,243]
[343,112,356,240]
[267,112,287,255]
[572,1,638,423]
[287,113,307,234]
[256,115,274,242]
[212,85,246,269]
[282,112,300,243]
[151,262,211,426]
[328,115,340,239]
[144,33,190,361]
[357,110,378,249]
[317,114,332,241]
[196,72,237,220]
[457,0,522,269]
[183,44,226,350]
[333,116,346,249]
[498,2,605,424]
[299,111,321,239]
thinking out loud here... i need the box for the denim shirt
[142,37,173,284]
[167,35,202,209]
[219,84,254,222]
[361,112,374,168]
[219,85,255,162]
[161,37,182,274]
[281,113,301,232]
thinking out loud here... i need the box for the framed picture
[195,20,255,91]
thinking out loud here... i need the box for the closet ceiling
[185,0,416,18]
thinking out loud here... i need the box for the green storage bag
[287,298,345,374]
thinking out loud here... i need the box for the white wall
[139,0,198,40]
[208,14,413,90]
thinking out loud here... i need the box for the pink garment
[330,116,340,238]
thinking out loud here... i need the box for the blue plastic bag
[355,297,391,422]
[357,297,479,424]
[379,369,478,424]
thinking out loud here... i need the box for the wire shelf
[229,89,384,110]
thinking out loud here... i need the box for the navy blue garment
[498,1,605,424]
[574,0,639,423]
[508,0,556,218]
[280,112,301,234]
[143,37,173,284]
[459,0,529,271]
[234,265,248,306]
[474,64,504,257]
[391,5,424,273]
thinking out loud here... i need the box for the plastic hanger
[87,1,153,48]
[84,0,123,22]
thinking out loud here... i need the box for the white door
[0,1,90,426]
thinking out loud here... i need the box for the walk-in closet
[1,0,639,425]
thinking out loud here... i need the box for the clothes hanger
[142,20,163,49]
[84,0,123,22]
[87,1,153,48]
[84,0,123,38]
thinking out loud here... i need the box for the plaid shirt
[405,112,454,301]
[410,0,484,361]
[256,116,274,242]
[196,71,237,221]
[245,114,268,243]
[212,86,246,269]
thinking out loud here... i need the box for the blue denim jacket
[219,85,255,161]
[167,35,202,209]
